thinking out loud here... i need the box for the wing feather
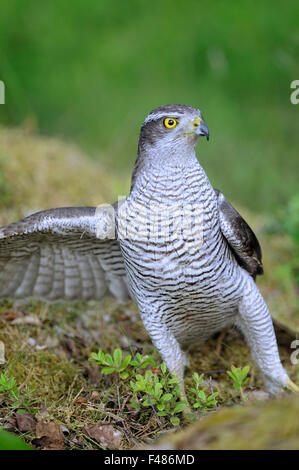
[0,206,131,302]
[215,189,263,278]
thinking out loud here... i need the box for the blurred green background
[0,0,298,211]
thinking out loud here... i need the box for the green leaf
[154,383,162,396]
[227,371,236,381]
[168,377,179,385]
[197,390,207,400]
[161,393,172,402]
[170,416,180,426]
[193,372,204,385]
[104,354,113,366]
[90,352,99,361]
[122,354,131,370]
[0,430,32,450]
[101,367,116,374]
[120,371,129,379]
[113,348,122,368]
[130,400,140,410]
[174,402,187,413]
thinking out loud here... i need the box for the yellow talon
[286,378,299,393]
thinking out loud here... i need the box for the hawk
[0,104,298,400]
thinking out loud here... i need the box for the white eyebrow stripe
[143,112,182,125]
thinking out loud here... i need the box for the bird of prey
[0,104,298,400]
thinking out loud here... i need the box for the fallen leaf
[3,417,17,432]
[83,424,123,449]
[34,421,64,450]
[5,312,18,321]
[90,391,99,403]
[16,412,36,432]
[74,397,88,406]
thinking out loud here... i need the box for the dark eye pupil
[168,120,174,126]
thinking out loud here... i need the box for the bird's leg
[141,316,191,411]
[237,276,299,395]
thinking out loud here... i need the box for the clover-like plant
[190,372,218,411]
[227,365,250,400]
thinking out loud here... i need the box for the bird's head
[138,104,209,157]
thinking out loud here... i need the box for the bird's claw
[286,378,299,394]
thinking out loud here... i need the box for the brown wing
[215,189,263,278]
[0,206,131,302]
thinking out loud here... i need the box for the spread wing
[215,189,263,278]
[0,206,132,302]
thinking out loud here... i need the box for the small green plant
[0,373,22,407]
[90,348,132,379]
[227,365,250,400]
[190,372,218,411]
[90,349,158,379]
[0,373,34,409]
[129,363,187,426]
[90,349,187,426]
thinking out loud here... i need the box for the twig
[215,327,230,355]
[18,366,34,391]
[208,376,218,409]
[116,375,138,446]
[147,395,162,426]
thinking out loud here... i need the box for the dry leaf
[74,397,88,406]
[16,411,36,432]
[83,424,123,449]
[34,421,64,450]
[5,312,18,321]
[4,416,17,432]
[90,391,99,403]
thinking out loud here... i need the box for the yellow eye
[163,117,178,129]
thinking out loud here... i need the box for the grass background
[0,0,298,211]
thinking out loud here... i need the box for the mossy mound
[151,394,299,450]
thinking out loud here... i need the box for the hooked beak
[194,118,210,141]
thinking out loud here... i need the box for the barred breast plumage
[120,160,242,345]
[0,103,298,399]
